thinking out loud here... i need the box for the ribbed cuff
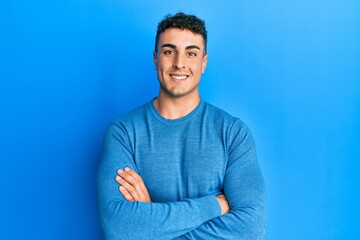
[196,195,222,222]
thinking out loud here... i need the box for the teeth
[171,75,187,80]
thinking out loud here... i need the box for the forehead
[158,28,205,49]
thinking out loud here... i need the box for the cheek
[195,61,205,74]
[158,60,172,71]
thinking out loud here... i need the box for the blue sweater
[97,99,266,239]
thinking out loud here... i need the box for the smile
[170,74,189,81]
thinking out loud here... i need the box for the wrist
[216,194,230,215]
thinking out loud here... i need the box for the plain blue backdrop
[1,0,359,239]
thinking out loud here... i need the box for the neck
[153,92,201,120]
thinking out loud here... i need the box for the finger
[118,168,144,193]
[115,175,122,185]
[117,168,151,202]
[125,168,148,193]
[126,168,151,199]
[123,168,148,192]
[115,174,140,201]
[118,169,136,183]
[122,167,140,182]
[117,176,140,200]
[119,186,134,202]
[118,170,138,188]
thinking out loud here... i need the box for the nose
[173,52,185,69]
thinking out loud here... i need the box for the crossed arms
[115,167,230,215]
[97,121,266,239]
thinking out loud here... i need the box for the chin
[160,83,198,98]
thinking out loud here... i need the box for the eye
[187,52,197,57]
[164,50,174,55]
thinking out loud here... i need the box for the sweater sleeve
[179,121,267,240]
[97,122,221,240]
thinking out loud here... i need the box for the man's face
[153,28,208,99]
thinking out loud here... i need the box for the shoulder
[203,101,246,126]
[203,102,257,159]
[202,101,253,140]
[111,101,151,126]
[105,101,151,139]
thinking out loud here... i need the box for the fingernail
[116,176,121,181]
[124,167,130,172]
[119,186,124,191]
[118,169,124,174]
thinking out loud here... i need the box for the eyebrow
[161,43,176,49]
[185,45,201,50]
[161,44,201,51]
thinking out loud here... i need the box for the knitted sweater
[97,99,266,239]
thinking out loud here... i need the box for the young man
[97,12,266,239]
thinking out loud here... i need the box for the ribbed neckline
[148,98,204,124]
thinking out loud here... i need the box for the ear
[153,51,158,70]
[201,54,208,73]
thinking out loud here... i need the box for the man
[97,12,266,239]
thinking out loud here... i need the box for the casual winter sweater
[97,99,266,239]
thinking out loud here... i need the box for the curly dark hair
[155,12,207,54]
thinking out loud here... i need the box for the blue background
[1,0,359,239]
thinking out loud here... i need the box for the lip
[170,73,189,82]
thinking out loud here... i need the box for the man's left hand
[115,167,151,202]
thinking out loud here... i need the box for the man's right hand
[216,194,230,215]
